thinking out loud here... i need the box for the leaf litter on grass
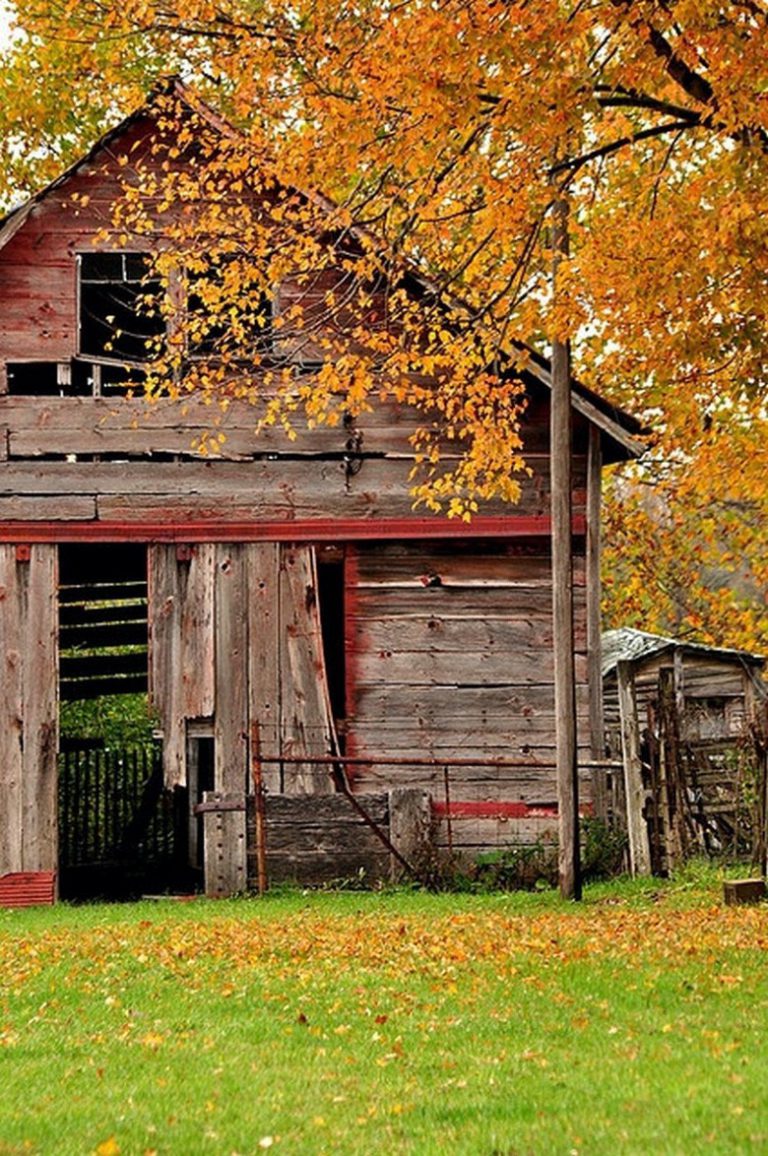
[0,889,767,1154]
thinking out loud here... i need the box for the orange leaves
[3,0,768,596]
[95,1138,120,1156]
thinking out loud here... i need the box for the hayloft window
[78,252,165,363]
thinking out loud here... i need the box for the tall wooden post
[587,425,606,820]
[617,660,651,876]
[551,187,581,900]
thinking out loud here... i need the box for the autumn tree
[2,0,768,649]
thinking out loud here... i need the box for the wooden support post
[551,184,581,900]
[586,424,606,820]
[617,660,651,876]
[388,788,431,883]
[201,791,247,897]
[659,666,686,866]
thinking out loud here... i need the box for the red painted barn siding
[344,540,591,808]
[0,120,162,370]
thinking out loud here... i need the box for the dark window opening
[6,359,146,399]
[79,251,165,362]
[317,551,346,749]
[7,362,63,396]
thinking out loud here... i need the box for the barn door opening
[57,543,187,899]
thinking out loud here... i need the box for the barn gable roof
[0,77,645,461]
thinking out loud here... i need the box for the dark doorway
[57,543,188,899]
[317,547,346,750]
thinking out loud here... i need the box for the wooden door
[0,544,58,876]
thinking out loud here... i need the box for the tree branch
[550,118,698,178]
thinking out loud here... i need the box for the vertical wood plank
[551,185,581,900]
[0,545,23,874]
[658,666,686,868]
[246,542,281,794]
[586,425,606,819]
[214,544,249,797]
[388,788,431,881]
[202,793,247,897]
[673,648,685,729]
[279,545,334,795]
[147,545,186,787]
[617,659,651,876]
[21,545,58,874]
[181,543,216,719]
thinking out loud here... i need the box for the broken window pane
[79,252,165,362]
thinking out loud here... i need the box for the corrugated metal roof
[601,627,764,678]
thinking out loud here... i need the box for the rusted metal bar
[255,753,557,769]
[332,776,429,885]
[251,753,622,770]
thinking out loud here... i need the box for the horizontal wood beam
[0,514,586,543]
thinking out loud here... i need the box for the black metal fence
[58,742,186,898]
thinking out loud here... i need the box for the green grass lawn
[1,869,767,1154]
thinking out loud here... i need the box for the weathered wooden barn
[0,81,643,900]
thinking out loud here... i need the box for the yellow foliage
[2,0,768,642]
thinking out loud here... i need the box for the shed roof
[601,627,765,679]
[0,77,645,461]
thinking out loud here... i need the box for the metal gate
[58,742,189,899]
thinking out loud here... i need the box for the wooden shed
[0,81,643,899]
[602,627,767,871]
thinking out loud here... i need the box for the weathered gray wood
[214,545,249,796]
[21,545,58,874]
[0,496,97,521]
[617,660,651,876]
[655,668,678,871]
[247,792,391,885]
[551,190,580,900]
[388,788,431,881]
[0,546,58,876]
[351,683,590,746]
[0,453,583,524]
[586,425,606,819]
[354,587,585,622]
[353,541,587,578]
[353,545,586,584]
[180,543,215,719]
[279,545,334,794]
[202,791,247,897]
[147,545,186,787]
[246,542,282,793]
[2,394,478,459]
[355,614,586,653]
[0,545,23,874]
[354,646,588,687]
